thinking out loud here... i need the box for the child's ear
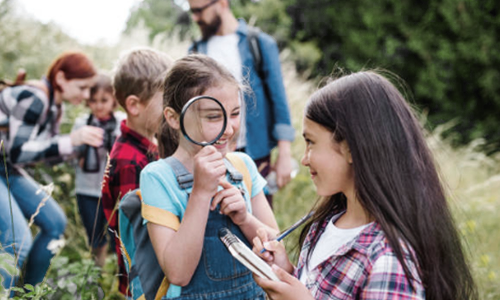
[340,141,353,164]
[125,95,141,116]
[164,107,180,129]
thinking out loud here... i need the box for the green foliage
[232,0,292,47]
[44,257,103,300]
[125,0,194,41]
[10,283,53,300]
[286,0,500,151]
[0,249,17,294]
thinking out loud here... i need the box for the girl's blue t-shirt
[139,152,267,298]
[140,151,266,222]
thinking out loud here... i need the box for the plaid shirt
[101,119,158,295]
[295,213,425,300]
[0,82,70,165]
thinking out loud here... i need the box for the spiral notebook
[218,227,280,281]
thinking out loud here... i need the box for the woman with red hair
[0,52,103,292]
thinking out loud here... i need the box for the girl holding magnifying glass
[139,54,279,300]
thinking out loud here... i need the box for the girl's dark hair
[299,71,477,300]
[157,54,239,158]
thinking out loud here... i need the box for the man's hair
[112,47,173,111]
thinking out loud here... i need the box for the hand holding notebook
[218,227,280,281]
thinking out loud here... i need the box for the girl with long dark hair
[253,71,477,300]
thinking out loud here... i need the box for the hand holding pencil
[260,211,315,253]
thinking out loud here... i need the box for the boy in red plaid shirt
[101,47,172,296]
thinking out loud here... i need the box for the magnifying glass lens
[181,96,227,146]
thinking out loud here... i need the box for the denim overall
[165,157,266,300]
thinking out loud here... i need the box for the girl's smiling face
[301,117,354,197]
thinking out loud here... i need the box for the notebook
[218,227,280,281]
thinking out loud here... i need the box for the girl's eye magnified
[180,95,228,146]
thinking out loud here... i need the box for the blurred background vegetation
[1,0,499,298]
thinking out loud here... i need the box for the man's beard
[198,14,222,40]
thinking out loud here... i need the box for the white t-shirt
[207,33,247,148]
[299,214,372,284]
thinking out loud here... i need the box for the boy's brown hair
[112,47,173,111]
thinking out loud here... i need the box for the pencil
[260,211,314,253]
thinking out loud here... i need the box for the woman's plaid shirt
[0,84,69,165]
[295,214,425,300]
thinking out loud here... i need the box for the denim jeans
[76,194,108,249]
[0,164,67,289]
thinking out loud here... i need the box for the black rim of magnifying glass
[180,95,228,146]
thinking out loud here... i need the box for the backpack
[118,153,252,300]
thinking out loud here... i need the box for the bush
[286,0,500,151]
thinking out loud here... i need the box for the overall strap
[164,156,194,189]
[226,153,252,194]
[224,158,244,183]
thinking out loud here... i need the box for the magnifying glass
[180,95,227,146]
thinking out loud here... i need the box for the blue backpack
[118,153,252,300]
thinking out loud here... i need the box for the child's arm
[145,146,227,286]
[147,186,219,286]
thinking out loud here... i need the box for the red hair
[47,51,97,91]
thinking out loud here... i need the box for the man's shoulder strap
[225,152,252,196]
[247,26,263,78]
[190,38,201,54]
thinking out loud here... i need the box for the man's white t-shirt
[207,33,247,148]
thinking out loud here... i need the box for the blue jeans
[76,194,108,249]
[0,164,67,289]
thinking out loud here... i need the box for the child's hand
[253,265,314,300]
[71,125,104,147]
[252,228,294,273]
[192,145,226,196]
[212,179,248,225]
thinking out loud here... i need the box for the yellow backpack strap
[226,152,252,196]
[141,203,180,231]
[155,277,170,300]
[139,189,181,231]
